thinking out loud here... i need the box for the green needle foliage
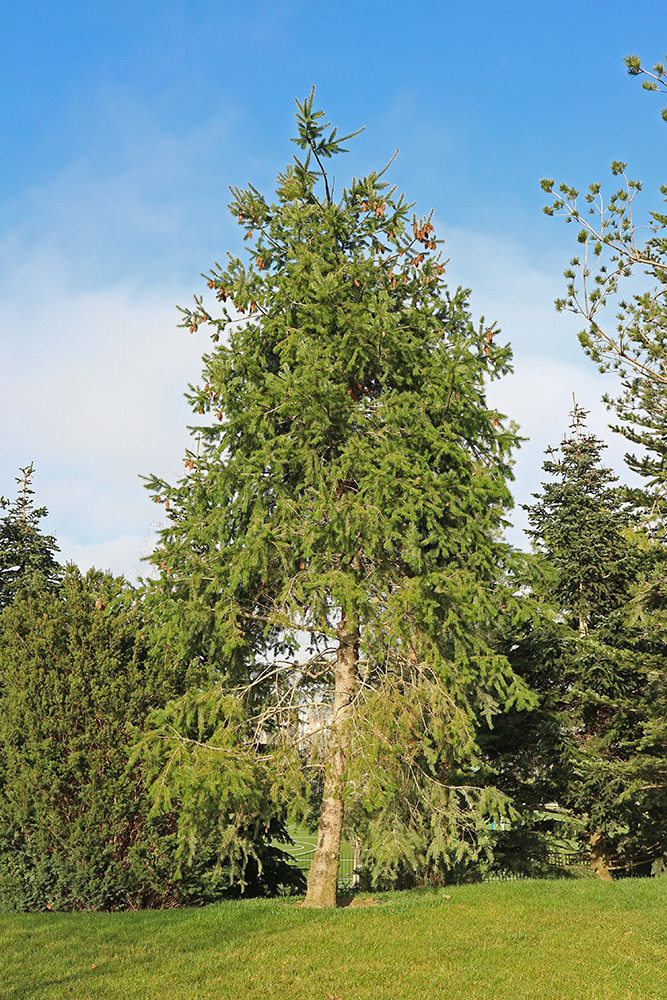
[525,402,639,638]
[143,90,531,901]
[0,464,61,609]
[540,50,667,867]
[496,407,667,877]
[0,566,296,911]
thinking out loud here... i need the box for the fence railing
[285,845,360,889]
[285,843,595,888]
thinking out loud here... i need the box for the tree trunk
[303,611,358,908]
[589,832,613,880]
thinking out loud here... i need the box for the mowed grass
[2,879,667,1000]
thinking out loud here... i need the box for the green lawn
[2,880,667,999]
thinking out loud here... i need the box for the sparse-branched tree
[541,53,667,526]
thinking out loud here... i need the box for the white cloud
[57,532,158,582]
[441,223,584,363]
[4,279,184,461]
[0,260,207,579]
[438,224,641,546]
[0,96,247,581]
[488,358,639,546]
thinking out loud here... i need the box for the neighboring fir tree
[498,406,667,878]
[525,402,638,638]
[0,464,61,608]
[143,90,530,906]
[0,566,299,911]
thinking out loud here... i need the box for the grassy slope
[2,880,667,1000]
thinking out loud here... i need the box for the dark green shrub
[0,566,300,910]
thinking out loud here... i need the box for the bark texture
[589,832,613,880]
[303,612,358,908]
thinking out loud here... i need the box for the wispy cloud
[0,94,249,578]
[438,225,637,545]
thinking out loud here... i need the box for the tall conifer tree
[145,92,529,906]
[525,403,638,638]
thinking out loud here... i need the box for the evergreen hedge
[0,566,300,910]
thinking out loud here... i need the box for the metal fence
[286,847,360,889]
[484,849,593,882]
[285,844,596,888]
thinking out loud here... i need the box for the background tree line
[1,54,666,910]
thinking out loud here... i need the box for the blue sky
[2,1,666,579]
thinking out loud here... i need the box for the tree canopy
[0,567,167,910]
[0,564,299,910]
